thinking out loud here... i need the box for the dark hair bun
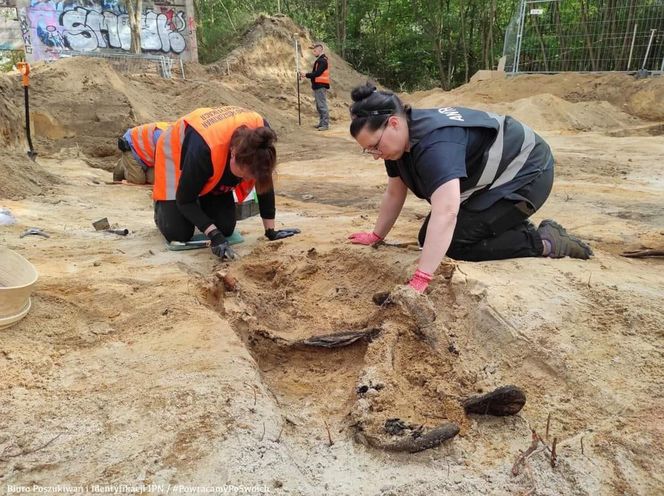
[254,126,277,148]
[351,82,377,103]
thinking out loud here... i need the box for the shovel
[17,62,37,161]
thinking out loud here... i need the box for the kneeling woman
[347,84,592,292]
[153,106,299,259]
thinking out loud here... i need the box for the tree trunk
[619,0,637,70]
[125,0,142,54]
[459,2,469,83]
[580,0,598,71]
[532,14,549,71]
[553,2,567,71]
[335,0,348,59]
[486,0,496,69]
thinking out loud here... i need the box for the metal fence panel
[504,0,664,73]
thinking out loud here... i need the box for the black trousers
[418,167,553,261]
[154,194,236,242]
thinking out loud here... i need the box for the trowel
[92,217,129,235]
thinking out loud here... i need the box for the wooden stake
[512,430,539,476]
[324,421,334,447]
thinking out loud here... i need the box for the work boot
[538,219,593,259]
[463,385,526,416]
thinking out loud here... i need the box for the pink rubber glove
[348,231,383,246]
[408,269,433,293]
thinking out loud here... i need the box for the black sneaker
[318,126,329,131]
[538,219,593,259]
[463,385,526,416]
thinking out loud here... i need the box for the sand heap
[405,73,664,135]
[209,14,367,123]
[0,71,58,199]
[0,14,368,186]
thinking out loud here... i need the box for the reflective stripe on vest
[152,107,264,201]
[405,108,536,203]
[458,114,536,201]
[129,121,171,168]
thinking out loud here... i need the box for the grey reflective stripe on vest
[162,123,185,200]
[489,123,535,190]
[460,112,505,202]
[133,128,151,163]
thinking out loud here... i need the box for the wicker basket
[0,247,38,330]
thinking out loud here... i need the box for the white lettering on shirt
[438,107,464,121]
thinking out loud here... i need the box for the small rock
[302,194,314,200]
[93,261,101,267]
[273,480,283,488]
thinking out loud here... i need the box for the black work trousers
[418,167,553,261]
[154,193,236,242]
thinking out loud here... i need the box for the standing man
[300,42,330,131]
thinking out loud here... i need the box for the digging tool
[20,227,49,239]
[16,62,37,161]
[92,217,129,236]
[293,33,301,126]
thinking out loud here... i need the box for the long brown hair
[230,126,277,192]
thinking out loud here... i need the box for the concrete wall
[0,7,22,50]
[14,0,197,62]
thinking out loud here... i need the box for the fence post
[627,23,638,71]
[641,29,656,70]
[513,0,527,74]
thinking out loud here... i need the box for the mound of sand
[209,15,367,122]
[0,72,58,199]
[0,73,24,148]
[404,91,647,134]
[407,73,664,122]
[0,54,317,171]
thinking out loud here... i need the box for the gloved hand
[208,229,238,260]
[348,231,382,246]
[408,269,433,293]
[265,227,301,241]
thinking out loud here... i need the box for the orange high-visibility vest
[152,107,264,202]
[314,57,330,85]
[129,121,171,168]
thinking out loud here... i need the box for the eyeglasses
[362,122,388,155]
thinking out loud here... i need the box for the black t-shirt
[385,126,494,201]
[175,126,275,232]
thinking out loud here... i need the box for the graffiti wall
[15,0,197,62]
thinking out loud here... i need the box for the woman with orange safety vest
[114,121,171,184]
[152,106,300,259]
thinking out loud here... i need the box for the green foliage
[0,50,25,73]
[193,0,519,89]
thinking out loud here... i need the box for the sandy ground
[1,16,664,496]
[1,122,663,495]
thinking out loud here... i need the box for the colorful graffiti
[17,0,194,61]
